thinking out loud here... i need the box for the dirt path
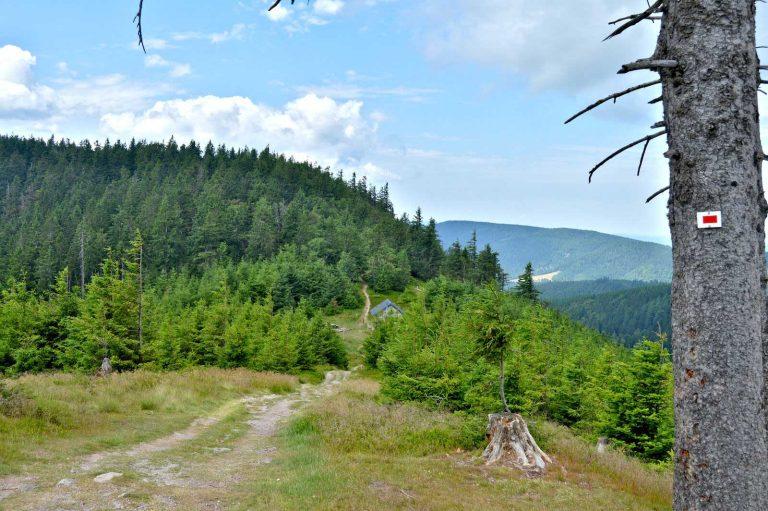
[2,370,350,511]
[359,283,371,326]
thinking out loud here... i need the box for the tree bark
[657,1,768,508]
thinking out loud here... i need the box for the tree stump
[482,413,552,472]
[596,436,609,454]
[97,357,113,377]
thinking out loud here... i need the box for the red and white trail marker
[697,211,722,229]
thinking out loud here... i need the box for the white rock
[56,478,76,487]
[94,472,123,483]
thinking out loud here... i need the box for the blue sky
[2,0,765,242]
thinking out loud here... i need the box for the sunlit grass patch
[0,368,298,475]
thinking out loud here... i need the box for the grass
[0,368,297,475]
[234,378,672,511]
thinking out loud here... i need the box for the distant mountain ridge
[436,221,672,282]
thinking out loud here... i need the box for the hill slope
[547,282,672,347]
[0,135,444,291]
[437,221,672,281]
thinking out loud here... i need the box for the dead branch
[605,0,665,41]
[619,59,678,74]
[637,138,652,176]
[646,186,670,203]
[649,96,663,104]
[134,0,145,53]
[564,80,661,125]
[589,130,667,183]
[269,0,298,11]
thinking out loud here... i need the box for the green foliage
[0,248,349,374]
[442,231,506,287]
[602,339,674,461]
[548,282,671,347]
[370,280,673,462]
[515,262,540,302]
[362,317,399,367]
[0,136,444,292]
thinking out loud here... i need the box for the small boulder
[56,478,76,487]
[94,472,123,483]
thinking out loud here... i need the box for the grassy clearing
[0,368,297,475]
[326,308,370,363]
[235,378,672,511]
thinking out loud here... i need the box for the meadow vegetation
[237,378,672,510]
[0,368,296,475]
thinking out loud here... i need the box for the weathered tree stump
[482,413,552,472]
[97,357,113,377]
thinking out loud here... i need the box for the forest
[364,278,673,461]
[0,135,505,375]
[540,279,671,346]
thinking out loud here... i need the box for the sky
[0,1,766,243]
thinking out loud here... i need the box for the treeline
[364,278,674,462]
[548,283,671,347]
[538,278,657,302]
[442,232,506,287]
[0,135,446,291]
[0,238,352,375]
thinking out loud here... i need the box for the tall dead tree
[568,1,768,508]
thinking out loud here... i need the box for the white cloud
[420,0,658,92]
[172,23,252,44]
[262,0,345,32]
[143,38,173,50]
[314,0,345,15]
[144,54,191,78]
[0,45,55,116]
[100,93,388,179]
[266,5,290,21]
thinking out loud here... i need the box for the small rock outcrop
[93,472,122,483]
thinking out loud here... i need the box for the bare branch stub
[646,185,670,203]
[589,130,667,183]
[637,138,652,176]
[564,80,661,124]
[604,0,665,41]
[618,59,678,74]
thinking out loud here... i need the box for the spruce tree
[515,262,540,302]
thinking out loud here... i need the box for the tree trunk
[658,1,768,508]
[499,355,510,413]
[482,413,551,473]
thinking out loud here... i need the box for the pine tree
[515,262,540,302]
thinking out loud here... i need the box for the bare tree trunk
[499,355,510,413]
[658,2,768,508]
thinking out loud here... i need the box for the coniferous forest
[0,135,504,375]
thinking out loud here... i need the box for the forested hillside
[437,221,673,281]
[0,135,445,291]
[0,135,509,375]
[538,278,655,302]
[547,283,671,347]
